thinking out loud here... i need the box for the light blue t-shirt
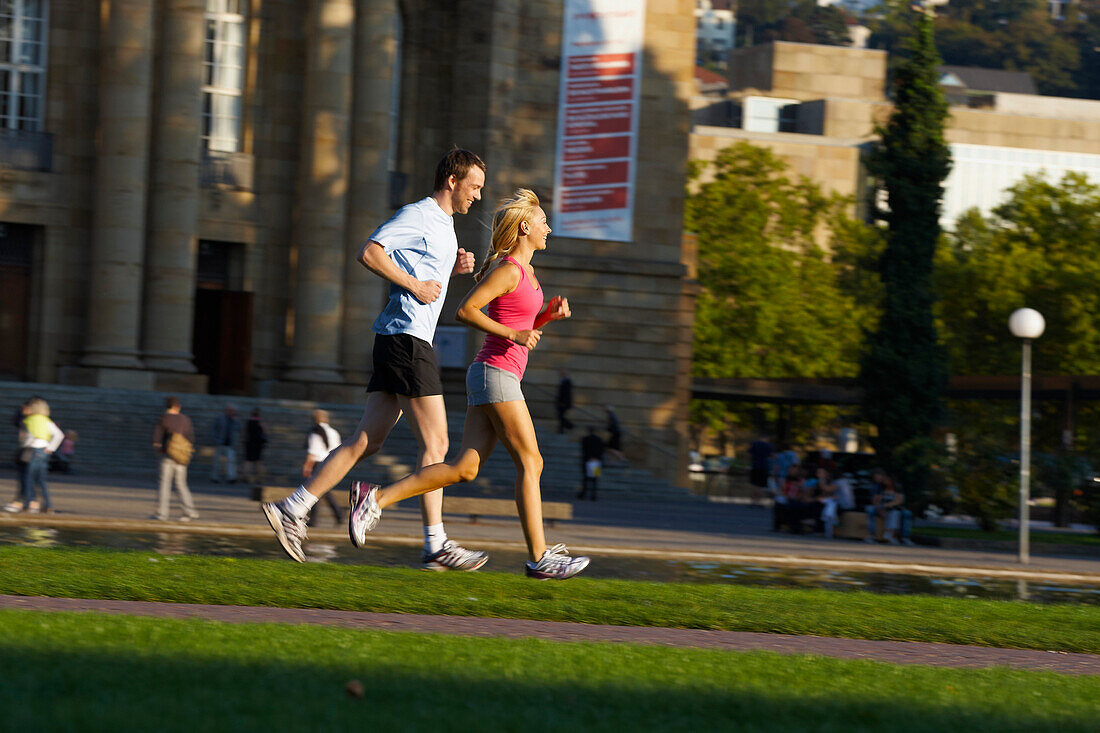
[369,197,458,344]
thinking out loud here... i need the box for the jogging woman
[348,189,589,579]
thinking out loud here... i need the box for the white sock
[281,486,319,519]
[424,523,447,554]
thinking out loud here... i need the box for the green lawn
[1,610,1097,732]
[915,526,1100,546]
[3,546,1100,653]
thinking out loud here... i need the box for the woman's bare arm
[456,262,542,349]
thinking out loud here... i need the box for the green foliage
[737,0,853,47]
[934,174,1100,521]
[687,143,877,382]
[866,0,1088,98]
[685,142,879,437]
[1079,477,1100,535]
[861,14,951,484]
[945,433,1019,532]
[937,172,1100,377]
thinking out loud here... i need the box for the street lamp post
[1008,308,1046,565]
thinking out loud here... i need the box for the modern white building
[695,0,736,62]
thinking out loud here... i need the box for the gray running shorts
[466,361,524,406]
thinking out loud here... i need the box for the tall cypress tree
[861,10,951,490]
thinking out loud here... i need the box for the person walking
[604,405,626,464]
[555,369,573,433]
[263,148,489,567]
[242,408,268,484]
[577,426,603,501]
[303,410,344,527]
[347,188,589,580]
[210,405,240,483]
[4,399,32,512]
[747,434,774,506]
[152,396,199,522]
[17,397,64,513]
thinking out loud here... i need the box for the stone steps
[0,381,693,502]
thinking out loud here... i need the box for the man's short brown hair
[434,148,486,192]
[166,396,181,410]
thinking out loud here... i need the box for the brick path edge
[1,594,1097,676]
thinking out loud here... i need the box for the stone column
[81,0,155,371]
[284,0,355,384]
[340,0,400,381]
[142,0,205,374]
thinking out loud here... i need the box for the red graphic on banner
[560,186,629,213]
[566,53,635,78]
[561,161,629,187]
[566,77,634,105]
[564,104,632,137]
[562,135,631,162]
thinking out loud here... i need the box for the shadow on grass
[0,643,1094,733]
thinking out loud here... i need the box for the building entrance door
[193,288,253,394]
[0,224,34,380]
[193,240,252,394]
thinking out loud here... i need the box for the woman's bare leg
[375,407,498,509]
[481,400,545,562]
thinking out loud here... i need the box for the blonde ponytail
[475,188,541,281]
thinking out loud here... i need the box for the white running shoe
[524,543,589,580]
[348,481,382,548]
[421,540,489,572]
[262,501,307,563]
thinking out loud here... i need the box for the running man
[263,148,489,569]
[347,188,590,580]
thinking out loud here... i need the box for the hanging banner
[553,0,646,242]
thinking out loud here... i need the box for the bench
[835,510,868,540]
[251,487,573,526]
[443,497,573,527]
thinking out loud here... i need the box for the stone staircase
[0,381,693,501]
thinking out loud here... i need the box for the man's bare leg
[396,394,450,525]
[305,391,402,499]
[375,408,497,508]
[262,391,401,562]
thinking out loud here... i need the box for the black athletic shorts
[366,333,443,397]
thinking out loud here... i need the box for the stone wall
[729,41,887,102]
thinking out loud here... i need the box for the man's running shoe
[421,540,489,572]
[262,501,307,563]
[348,481,382,548]
[525,543,589,580]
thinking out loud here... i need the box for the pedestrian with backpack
[304,410,343,527]
[152,396,198,522]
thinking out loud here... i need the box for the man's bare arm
[358,241,441,304]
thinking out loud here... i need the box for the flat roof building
[691,40,1100,227]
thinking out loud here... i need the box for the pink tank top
[474,256,544,379]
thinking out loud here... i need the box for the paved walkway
[3,470,1100,583]
[2,594,1096,675]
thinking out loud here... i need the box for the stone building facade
[0,0,698,483]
